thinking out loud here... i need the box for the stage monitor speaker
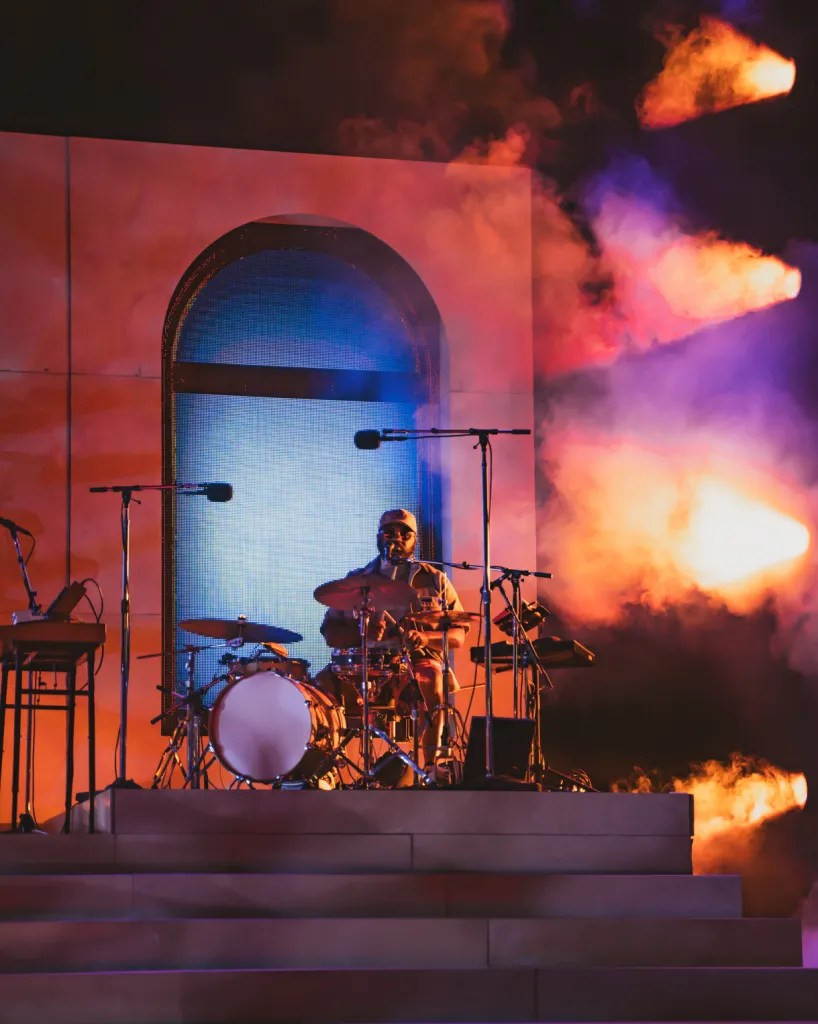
[462,716,535,785]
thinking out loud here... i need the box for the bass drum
[210,671,345,783]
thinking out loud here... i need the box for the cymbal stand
[150,649,220,789]
[356,587,375,787]
[389,638,434,788]
[356,598,431,788]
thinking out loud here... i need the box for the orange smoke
[675,754,808,841]
[593,191,802,337]
[637,16,796,129]
[616,754,808,875]
[539,439,811,624]
[537,184,802,379]
[648,235,801,321]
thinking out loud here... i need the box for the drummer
[317,509,468,774]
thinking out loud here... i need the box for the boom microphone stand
[89,481,232,787]
[354,426,530,781]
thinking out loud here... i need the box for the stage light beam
[678,478,810,589]
[637,17,796,129]
[648,237,801,321]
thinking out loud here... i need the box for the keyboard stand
[1,622,105,833]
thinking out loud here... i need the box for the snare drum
[209,670,345,783]
[330,646,397,683]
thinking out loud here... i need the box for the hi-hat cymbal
[403,610,480,629]
[314,574,415,612]
[179,618,303,645]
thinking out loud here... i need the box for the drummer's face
[377,524,416,562]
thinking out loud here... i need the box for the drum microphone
[0,516,33,537]
[353,430,409,450]
[181,483,233,502]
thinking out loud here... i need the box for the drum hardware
[314,575,432,789]
[147,646,223,790]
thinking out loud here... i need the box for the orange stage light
[540,438,812,625]
[648,238,802,321]
[673,755,808,841]
[637,17,796,129]
[676,477,810,589]
[616,755,808,866]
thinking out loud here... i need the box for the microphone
[354,430,410,450]
[354,430,382,450]
[180,483,233,502]
[203,483,233,503]
[0,516,33,537]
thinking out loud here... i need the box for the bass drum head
[210,671,313,782]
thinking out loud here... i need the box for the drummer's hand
[405,628,428,651]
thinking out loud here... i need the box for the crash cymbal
[179,617,303,645]
[314,574,415,612]
[403,610,480,629]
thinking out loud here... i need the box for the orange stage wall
[0,131,534,821]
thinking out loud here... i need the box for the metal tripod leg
[366,722,433,786]
[151,719,188,789]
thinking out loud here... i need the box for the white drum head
[210,671,312,781]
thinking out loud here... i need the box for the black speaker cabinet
[462,716,536,786]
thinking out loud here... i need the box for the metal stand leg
[87,652,96,834]
[63,667,76,834]
[20,671,36,833]
[0,662,7,805]
[10,654,24,831]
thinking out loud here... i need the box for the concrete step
[0,831,692,874]
[81,788,693,838]
[0,917,801,972]
[0,871,743,920]
[2,966,818,1023]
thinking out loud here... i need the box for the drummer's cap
[378,508,417,533]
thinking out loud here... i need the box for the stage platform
[0,788,815,1023]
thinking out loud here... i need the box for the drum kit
[151,574,478,791]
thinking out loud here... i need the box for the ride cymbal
[179,617,303,645]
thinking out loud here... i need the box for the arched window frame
[160,221,441,717]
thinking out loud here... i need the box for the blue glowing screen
[172,245,429,700]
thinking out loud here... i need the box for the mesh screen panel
[177,249,415,371]
[171,245,430,705]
